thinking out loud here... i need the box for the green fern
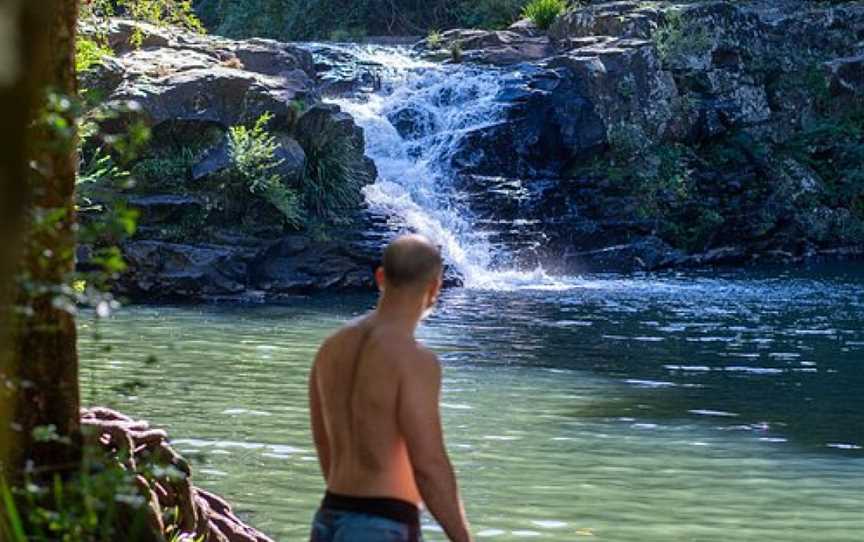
[228,113,304,226]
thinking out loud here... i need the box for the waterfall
[323,45,563,290]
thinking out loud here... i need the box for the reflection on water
[79,266,864,541]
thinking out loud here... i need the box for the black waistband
[322,491,420,527]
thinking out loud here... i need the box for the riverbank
[80,407,275,542]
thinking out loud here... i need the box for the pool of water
[79,265,864,541]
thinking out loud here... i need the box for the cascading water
[322,45,563,290]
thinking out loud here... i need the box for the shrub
[449,42,464,63]
[521,0,567,30]
[76,38,114,73]
[129,149,196,191]
[296,129,371,222]
[427,30,443,49]
[653,10,712,65]
[228,113,304,226]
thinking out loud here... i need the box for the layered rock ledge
[79,19,393,302]
[415,0,864,271]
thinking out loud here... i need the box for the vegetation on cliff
[196,0,534,40]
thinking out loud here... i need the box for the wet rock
[387,105,438,140]
[825,55,864,97]
[119,241,251,301]
[252,235,378,293]
[304,43,383,97]
[564,236,684,272]
[127,195,206,225]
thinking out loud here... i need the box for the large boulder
[549,1,664,41]
[418,29,555,66]
[88,19,319,133]
[252,235,378,293]
[119,241,252,300]
[304,43,384,97]
[547,38,679,144]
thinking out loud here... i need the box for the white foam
[328,45,568,291]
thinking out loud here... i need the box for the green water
[79,267,864,541]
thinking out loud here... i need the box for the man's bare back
[308,234,471,542]
[311,316,437,504]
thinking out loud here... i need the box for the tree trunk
[1,0,81,483]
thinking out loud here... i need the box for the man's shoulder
[319,318,367,353]
[396,342,440,377]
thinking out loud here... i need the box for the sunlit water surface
[79,266,864,541]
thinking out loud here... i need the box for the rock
[119,241,252,301]
[108,66,317,130]
[387,105,438,141]
[452,66,606,177]
[303,43,384,97]
[127,195,206,225]
[232,38,315,78]
[418,29,554,66]
[294,103,378,182]
[547,38,679,144]
[565,236,684,272]
[252,236,377,293]
[273,136,307,183]
[102,19,173,53]
[508,18,541,37]
[825,55,864,97]
[550,1,663,41]
[79,19,385,301]
[79,56,126,98]
[191,140,231,181]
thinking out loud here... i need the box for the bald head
[382,234,443,290]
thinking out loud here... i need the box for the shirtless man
[309,234,472,542]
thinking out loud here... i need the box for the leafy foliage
[75,38,114,74]
[82,0,203,33]
[521,0,567,30]
[228,113,304,226]
[782,108,864,220]
[205,0,536,41]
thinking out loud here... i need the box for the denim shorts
[310,507,424,542]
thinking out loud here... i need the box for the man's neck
[374,291,425,335]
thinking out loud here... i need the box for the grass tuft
[521,0,567,30]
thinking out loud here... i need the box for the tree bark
[1,0,82,483]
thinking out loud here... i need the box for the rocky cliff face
[83,2,864,301]
[79,20,392,302]
[417,0,864,272]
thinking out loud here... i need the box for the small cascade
[318,44,564,290]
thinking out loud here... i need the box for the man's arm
[398,350,472,542]
[309,356,331,482]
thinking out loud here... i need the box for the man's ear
[428,273,442,301]
[375,267,386,291]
